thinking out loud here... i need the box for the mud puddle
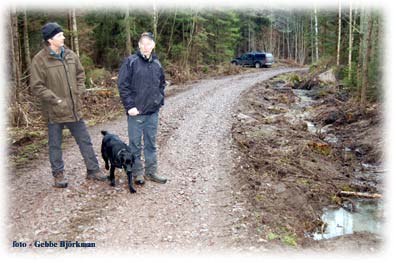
[312,198,384,240]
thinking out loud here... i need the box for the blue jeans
[48,120,100,176]
[127,112,159,176]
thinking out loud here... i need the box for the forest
[5,3,386,251]
[7,4,383,161]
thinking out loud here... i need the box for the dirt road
[7,67,306,254]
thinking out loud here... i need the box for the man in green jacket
[30,22,106,188]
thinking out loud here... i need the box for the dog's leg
[104,157,109,170]
[101,144,109,170]
[127,172,136,193]
[109,165,116,187]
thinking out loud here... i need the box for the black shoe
[146,173,167,184]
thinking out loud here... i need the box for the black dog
[101,130,136,193]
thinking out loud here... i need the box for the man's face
[138,37,155,57]
[48,32,65,49]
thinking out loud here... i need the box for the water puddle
[293,89,338,144]
[293,89,314,105]
[312,199,384,240]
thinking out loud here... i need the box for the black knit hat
[42,22,63,41]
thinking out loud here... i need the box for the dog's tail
[101,130,108,136]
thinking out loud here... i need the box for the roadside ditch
[231,71,384,250]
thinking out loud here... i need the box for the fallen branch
[339,191,382,199]
[85,87,113,92]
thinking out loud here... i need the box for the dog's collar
[116,148,127,158]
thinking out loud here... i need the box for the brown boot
[53,171,68,188]
[86,169,108,182]
[145,173,167,184]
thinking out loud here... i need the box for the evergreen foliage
[9,6,384,114]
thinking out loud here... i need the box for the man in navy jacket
[118,32,167,185]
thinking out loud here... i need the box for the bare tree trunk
[336,0,342,66]
[372,13,381,79]
[360,12,374,111]
[10,9,21,104]
[277,31,280,58]
[302,18,307,64]
[348,1,353,80]
[248,18,251,51]
[251,26,256,51]
[9,11,16,104]
[295,15,298,63]
[310,13,314,64]
[125,7,132,56]
[298,17,305,64]
[72,9,80,57]
[22,9,31,77]
[269,8,273,51]
[67,11,74,51]
[286,17,290,60]
[184,11,197,70]
[23,9,31,71]
[282,31,285,59]
[357,8,366,97]
[167,7,177,56]
[152,1,158,41]
[314,6,319,62]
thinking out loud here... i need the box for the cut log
[339,191,382,199]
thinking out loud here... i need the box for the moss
[317,89,328,97]
[331,194,342,205]
[297,178,310,186]
[15,157,29,165]
[26,131,42,138]
[85,119,98,127]
[254,194,265,202]
[341,184,353,192]
[308,142,332,156]
[267,232,279,240]
[14,138,49,167]
[281,233,298,247]
[288,73,301,84]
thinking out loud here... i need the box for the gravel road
[7,67,304,254]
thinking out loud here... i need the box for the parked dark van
[231,51,274,68]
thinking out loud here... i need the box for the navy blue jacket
[117,50,166,115]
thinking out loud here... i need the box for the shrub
[86,68,112,88]
[80,53,94,71]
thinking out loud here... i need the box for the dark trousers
[127,112,159,176]
[48,120,99,176]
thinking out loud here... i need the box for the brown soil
[231,72,384,249]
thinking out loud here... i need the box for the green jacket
[30,45,85,123]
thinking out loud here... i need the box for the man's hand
[128,107,140,116]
